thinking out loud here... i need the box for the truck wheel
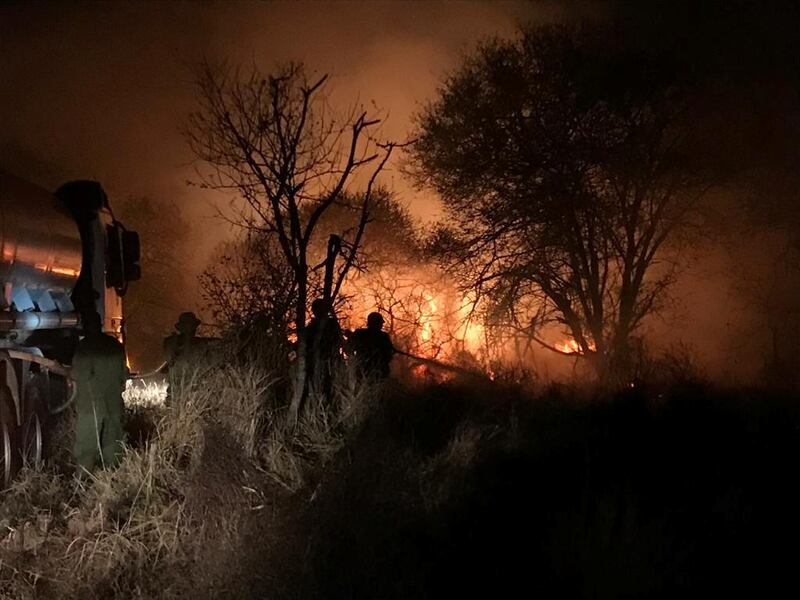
[19,410,43,469]
[20,375,49,469]
[0,387,19,487]
[0,419,11,487]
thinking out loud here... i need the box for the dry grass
[123,376,169,408]
[0,342,378,599]
[257,362,380,492]
[0,363,213,599]
[418,421,486,512]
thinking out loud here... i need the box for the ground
[2,365,800,598]
[239,380,800,598]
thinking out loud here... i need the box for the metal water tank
[0,174,83,296]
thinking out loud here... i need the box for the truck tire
[20,375,48,469]
[0,386,19,487]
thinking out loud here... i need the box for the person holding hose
[346,312,395,379]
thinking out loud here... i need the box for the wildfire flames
[556,339,582,354]
[555,338,596,355]
[408,290,485,359]
[344,269,595,372]
[419,293,437,344]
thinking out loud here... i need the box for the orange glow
[32,262,79,277]
[411,363,429,378]
[454,294,484,353]
[419,293,437,344]
[50,266,80,277]
[343,269,488,363]
[413,289,481,359]
[556,339,581,354]
[345,267,604,369]
[409,361,456,383]
[555,338,595,355]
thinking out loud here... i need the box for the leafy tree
[411,25,712,381]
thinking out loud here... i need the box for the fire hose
[125,350,484,382]
[392,347,488,378]
[128,362,167,380]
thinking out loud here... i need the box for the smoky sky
[0,0,595,266]
[3,0,795,230]
[2,1,800,380]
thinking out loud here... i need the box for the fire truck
[0,173,140,485]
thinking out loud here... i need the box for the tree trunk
[288,271,308,427]
[608,336,633,386]
[584,333,633,387]
[322,234,341,302]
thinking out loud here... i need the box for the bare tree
[411,26,713,382]
[201,229,296,333]
[186,61,398,418]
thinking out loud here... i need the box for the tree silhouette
[201,229,296,334]
[185,61,398,418]
[412,25,712,381]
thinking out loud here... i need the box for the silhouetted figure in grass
[347,312,394,379]
[163,311,202,369]
[305,298,343,397]
[72,312,127,472]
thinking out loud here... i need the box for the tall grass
[258,362,380,491]
[0,340,378,599]
[0,363,214,599]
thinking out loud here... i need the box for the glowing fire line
[555,338,595,355]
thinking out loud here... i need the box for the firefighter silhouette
[163,311,202,368]
[346,312,394,379]
[304,298,343,397]
[72,311,127,471]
